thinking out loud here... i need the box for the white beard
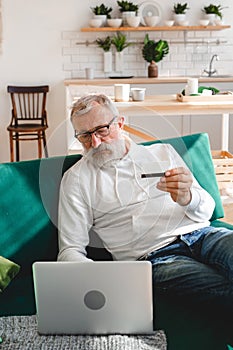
[84,139,126,168]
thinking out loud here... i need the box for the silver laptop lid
[32,261,153,335]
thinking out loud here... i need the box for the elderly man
[58,93,233,309]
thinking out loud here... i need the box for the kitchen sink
[205,75,233,78]
[185,75,233,79]
[197,75,233,78]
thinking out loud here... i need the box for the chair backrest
[7,85,49,125]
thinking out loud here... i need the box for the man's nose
[91,133,102,148]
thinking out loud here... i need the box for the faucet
[203,54,219,77]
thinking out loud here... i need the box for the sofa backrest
[0,132,223,316]
[0,154,82,315]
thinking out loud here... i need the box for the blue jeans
[146,226,233,308]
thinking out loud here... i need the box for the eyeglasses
[74,116,117,143]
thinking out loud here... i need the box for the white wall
[0,0,232,162]
[0,0,81,162]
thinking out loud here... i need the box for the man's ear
[117,116,125,129]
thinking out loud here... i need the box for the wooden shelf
[81,25,231,32]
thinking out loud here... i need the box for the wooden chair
[7,85,49,162]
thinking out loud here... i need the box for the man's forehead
[74,106,113,131]
[89,100,101,107]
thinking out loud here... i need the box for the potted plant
[173,2,189,14]
[117,1,139,26]
[173,3,189,24]
[96,36,112,52]
[202,4,226,24]
[111,32,132,52]
[117,0,138,12]
[96,36,113,73]
[111,32,133,72]
[91,4,113,26]
[142,34,169,77]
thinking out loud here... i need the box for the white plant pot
[115,51,124,72]
[122,11,136,26]
[93,15,107,27]
[173,13,186,25]
[205,13,216,25]
[104,51,112,73]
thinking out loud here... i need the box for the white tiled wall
[62,29,233,79]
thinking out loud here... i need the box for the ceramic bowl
[126,16,141,27]
[199,19,210,26]
[164,20,174,27]
[144,16,160,27]
[89,19,102,28]
[131,88,146,101]
[107,18,122,28]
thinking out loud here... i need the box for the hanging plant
[96,36,113,73]
[111,32,132,52]
[96,36,112,52]
[142,34,169,63]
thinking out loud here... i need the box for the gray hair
[70,94,119,123]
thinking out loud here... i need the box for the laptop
[32,261,153,335]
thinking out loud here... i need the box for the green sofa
[0,133,232,350]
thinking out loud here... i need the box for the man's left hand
[156,167,193,206]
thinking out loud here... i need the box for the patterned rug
[0,315,167,350]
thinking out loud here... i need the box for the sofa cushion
[0,154,82,265]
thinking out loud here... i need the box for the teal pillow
[0,256,20,292]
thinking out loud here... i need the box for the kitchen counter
[117,95,233,151]
[116,94,233,113]
[64,78,233,153]
[64,76,233,86]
